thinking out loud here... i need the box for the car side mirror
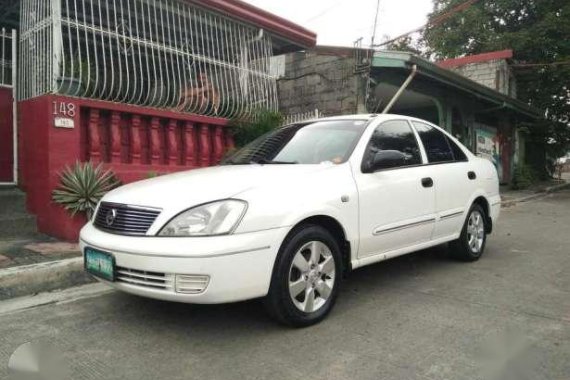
[364,150,407,173]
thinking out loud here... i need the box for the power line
[512,60,570,68]
[304,0,347,23]
[373,0,480,48]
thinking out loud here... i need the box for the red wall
[18,95,233,241]
[0,87,13,182]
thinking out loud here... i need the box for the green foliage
[423,0,570,166]
[511,164,538,190]
[383,36,424,56]
[146,171,164,179]
[230,109,284,147]
[52,162,121,219]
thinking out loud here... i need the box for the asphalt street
[1,190,569,380]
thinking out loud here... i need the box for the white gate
[0,28,17,185]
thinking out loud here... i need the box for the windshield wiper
[223,158,298,165]
[250,158,298,165]
[223,159,248,165]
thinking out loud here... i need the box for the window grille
[1,28,15,87]
[19,0,279,119]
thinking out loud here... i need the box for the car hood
[103,164,336,210]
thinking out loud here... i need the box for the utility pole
[363,0,381,113]
[370,0,381,48]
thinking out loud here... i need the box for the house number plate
[54,117,75,129]
[53,101,77,129]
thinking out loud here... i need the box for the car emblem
[106,209,117,226]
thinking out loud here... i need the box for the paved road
[1,191,569,380]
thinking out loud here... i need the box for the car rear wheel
[450,204,487,262]
[265,225,342,327]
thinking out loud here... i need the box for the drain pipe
[382,64,418,114]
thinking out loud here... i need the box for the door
[354,120,436,258]
[0,29,16,184]
[412,121,477,239]
[0,87,14,183]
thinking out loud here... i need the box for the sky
[242,0,433,47]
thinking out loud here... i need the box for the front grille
[116,266,173,291]
[94,202,161,235]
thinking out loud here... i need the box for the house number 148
[52,101,77,118]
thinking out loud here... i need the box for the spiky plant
[52,161,121,219]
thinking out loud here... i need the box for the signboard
[476,127,502,181]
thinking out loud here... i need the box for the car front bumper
[79,223,288,304]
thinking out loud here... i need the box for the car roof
[310,114,445,129]
[294,113,408,124]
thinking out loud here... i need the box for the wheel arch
[472,196,493,234]
[286,215,352,276]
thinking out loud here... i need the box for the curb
[0,257,94,301]
[501,182,570,207]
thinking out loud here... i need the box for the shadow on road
[104,244,458,330]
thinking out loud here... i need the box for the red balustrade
[81,101,233,181]
[18,94,233,241]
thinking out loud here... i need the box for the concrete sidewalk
[0,236,92,300]
[0,236,80,270]
[500,177,569,207]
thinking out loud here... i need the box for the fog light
[175,274,210,294]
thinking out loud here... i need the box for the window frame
[410,120,471,165]
[360,119,426,173]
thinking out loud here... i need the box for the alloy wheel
[288,241,336,313]
[467,210,485,253]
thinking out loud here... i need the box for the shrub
[230,109,283,147]
[146,171,164,179]
[511,164,538,190]
[52,161,121,219]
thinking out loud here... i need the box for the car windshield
[223,119,369,165]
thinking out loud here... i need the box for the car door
[353,119,437,259]
[412,121,478,240]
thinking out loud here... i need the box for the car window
[447,137,468,161]
[363,120,422,170]
[413,122,454,163]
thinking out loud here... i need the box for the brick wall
[448,59,517,98]
[277,51,364,117]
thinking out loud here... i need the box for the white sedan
[80,114,500,326]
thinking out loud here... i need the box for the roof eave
[191,0,317,50]
[372,51,542,120]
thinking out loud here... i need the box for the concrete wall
[277,51,365,117]
[448,59,517,98]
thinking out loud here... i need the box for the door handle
[421,177,433,188]
[468,171,477,180]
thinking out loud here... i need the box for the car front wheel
[265,225,342,327]
[450,204,487,261]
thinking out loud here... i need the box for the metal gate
[0,28,17,185]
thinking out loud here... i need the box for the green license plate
[85,248,115,282]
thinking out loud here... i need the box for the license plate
[85,248,115,282]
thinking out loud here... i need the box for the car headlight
[158,200,248,237]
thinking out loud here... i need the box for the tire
[264,224,342,327]
[450,204,487,262]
